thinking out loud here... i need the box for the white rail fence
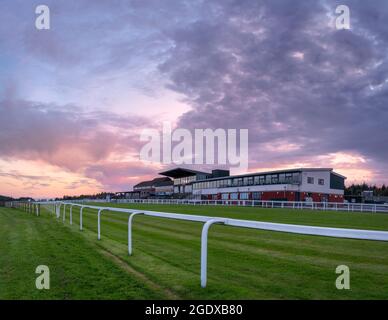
[7,201,388,288]
[112,198,388,213]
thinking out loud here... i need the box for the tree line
[345,184,388,196]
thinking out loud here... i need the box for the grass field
[1,203,388,299]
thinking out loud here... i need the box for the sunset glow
[1,1,388,198]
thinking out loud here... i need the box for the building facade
[131,167,346,202]
[159,168,229,197]
[132,177,173,198]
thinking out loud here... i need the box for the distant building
[159,168,229,197]
[346,191,388,204]
[191,168,346,202]
[362,190,374,202]
[133,177,173,198]
[131,167,346,202]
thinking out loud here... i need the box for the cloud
[0,93,154,191]
[1,0,388,197]
[158,0,388,181]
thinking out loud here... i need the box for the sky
[0,0,388,198]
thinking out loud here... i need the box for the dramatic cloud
[158,0,388,181]
[0,93,154,194]
[1,0,388,197]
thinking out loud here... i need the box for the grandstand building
[118,177,173,199]
[158,167,346,202]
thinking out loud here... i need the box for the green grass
[2,203,388,299]
[0,207,166,299]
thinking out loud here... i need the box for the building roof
[155,180,174,187]
[152,177,173,187]
[133,180,154,188]
[159,167,209,178]
[134,177,173,189]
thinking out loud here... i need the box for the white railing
[7,201,42,216]
[10,200,388,288]
[113,198,388,213]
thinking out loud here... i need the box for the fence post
[128,212,144,255]
[63,204,66,222]
[80,207,84,231]
[200,219,226,288]
[70,205,73,225]
[97,209,104,240]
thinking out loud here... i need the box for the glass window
[252,192,261,200]
[307,177,314,184]
[230,193,238,200]
[233,178,243,186]
[240,192,249,200]
[221,193,229,200]
[285,173,293,183]
[254,176,260,185]
[243,177,249,186]
[259,176,265,185]
[318,178,325,185]
[265,175,271,184]
[271,174,278,184]
[247,177,254,185]
[279,173,286,183]
[292,173,301,183]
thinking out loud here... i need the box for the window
[221,193,229,200]
[247,177,254,185]
[307,177,314,184]
[252,192,261,200]
[265,175,271,184]
[285,173,293,183]
[259,176,265,185]
[318,178,325,185]
[271,174,279,184]
[230,193,238,200]
[279,173,286,183]
[254,176,260,185]
[240,192,249,200]
[293,173,301,183]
